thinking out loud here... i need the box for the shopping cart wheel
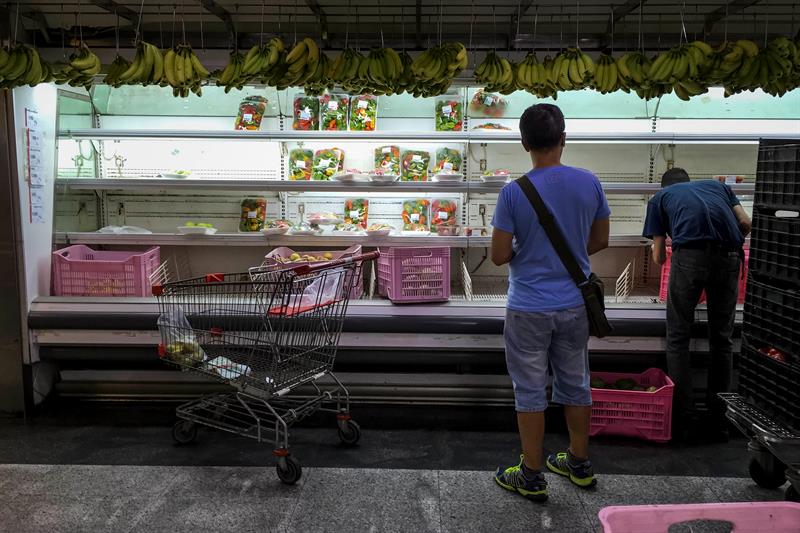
[276,456,302,485]
[337,419,361,446]
[785,484,800,503]
[748,457,786,489]
[172,420,198,445]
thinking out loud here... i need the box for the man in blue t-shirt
[643,169,751,441]
[491,104,610,502]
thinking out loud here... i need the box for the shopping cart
[153,252,379,484]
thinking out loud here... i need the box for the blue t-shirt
[491,166,611,313]
[642,180,744,247]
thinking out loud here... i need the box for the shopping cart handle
[290,251,380,275]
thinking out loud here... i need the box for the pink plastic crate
[590,368,674,443]
[599,502,800,533]
[52,245,160,297]
[659,247,749,304]
[377,247,450,303]
[264,245,363,298]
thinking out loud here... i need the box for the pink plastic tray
[659,247,749,304]
[52,245,160,297]
[377,246,450,303]
[590,368,674,442]
[264,244,363,299]
[599,502,800,532]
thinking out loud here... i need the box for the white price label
[442,162,454,171]
[300,108,312,120]
[318,158,332,167]
[328,100,339,110]
[484,96,495,106]
[438,211,449,220]
[242,113,253,122]
[365,116,373,123]
[294,160,306,169]
[412,155,423,163]
[358,99,369,109]
[382,146,393,153]
[349,210,361,219]
[410,213,420,223]
[247,211,258,219]
[441,105,452,115]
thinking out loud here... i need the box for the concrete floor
[0,464,785,533]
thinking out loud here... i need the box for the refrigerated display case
[13,83,800,404]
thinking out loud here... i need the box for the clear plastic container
[401,150,430,182]
[402,199,430,231]
[289,148,313,180]
[343,198,369,229]
[435,94,463,132]
[292,93,320,130]
[239,197,267,232]
[349,94,378,131]
[433,148,462,173]
[374,145,400,175]
[469,90,508,118]
[320,93,349,131]
[431,199,458,229]
[312,148,344,180]
[234,96,268,130]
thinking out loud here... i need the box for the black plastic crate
[755,141,800,210]
[749,207,800,287]
[738,336,800,430]
[743,276,800,364]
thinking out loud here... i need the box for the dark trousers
[666,246,740,425]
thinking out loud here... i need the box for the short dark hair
[661,167,691,188]
[519,104,565,151]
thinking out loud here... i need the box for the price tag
[382,146,393,153]
[300,108,312,120]
[441,105,452,115]
[358,99,369,109]
[365,116,372,123]
[247,211,258,219]
[328,100,339,110]
[412,154,423,163]
[295,160,306,169]
[438,211,449,220]
[350,210,360,219]
[318,158,332,167]
[442,162,454,171]
[484,95,496,106]
[410,213,420,223]
[243,113,253,122]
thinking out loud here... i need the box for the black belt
[673,240,741,253]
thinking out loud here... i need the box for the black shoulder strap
[515,175,589,287]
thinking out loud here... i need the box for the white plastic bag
[157,307,207,366]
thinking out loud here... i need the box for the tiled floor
[0,464,787,533]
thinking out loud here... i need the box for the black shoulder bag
[516,175,612,338]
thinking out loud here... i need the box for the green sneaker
[546,451,597,488]
[494,455,548,502]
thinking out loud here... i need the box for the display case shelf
[54,177,757,196]
[58,128,800,144]
[54,231,650,248]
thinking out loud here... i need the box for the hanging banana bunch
[240,38,286,85]
[593,53,622,94]
[273,37,320,89]
[215,51,246,93]
[115,41,163,87]
[411,42,468,97]
[163,44,209,97]
[550,47,595,91]
[474,51,512,90]
[394,51,416,96]
[332,48,366,93]
[53,45,101,89]
[303,52,334,95]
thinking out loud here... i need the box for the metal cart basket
[153,252,378,484]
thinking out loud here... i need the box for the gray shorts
[504,305,591,412]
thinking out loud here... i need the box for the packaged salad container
[431,199,459,229]
[435,95,463,131]
[344,198,369,229]
[239,198,267,232]
[401,150,430,182]
[234,96,268,130]
[292,93,320,130]
[402,199,430,231]
[312,148,344,180]
[433,148,462,174]
[349,94,378,131]
[375,145,400,175]
[469,90,508,117]
[320,93,349,131]
[289,148,313,180]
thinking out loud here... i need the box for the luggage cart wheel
[337,419,361,446]
[748,457,786,489]
[786,484,800,503]
[172,420,198,445]
[276,455,302,485]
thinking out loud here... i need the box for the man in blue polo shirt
[643,168,752,441]
[491,104,610,502]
